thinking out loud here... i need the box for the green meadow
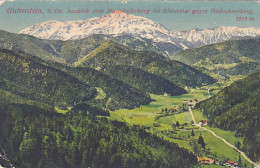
[109,87,251,167]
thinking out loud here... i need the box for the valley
[109,85,256,167]
[0,8,259,168]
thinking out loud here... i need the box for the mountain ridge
[19,11,260,55]
[74,40,216,88]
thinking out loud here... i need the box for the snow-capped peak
[19,10,170,41]
[175,26,260,45]
[19,11,260,55]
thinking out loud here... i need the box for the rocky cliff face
[20,11,260,55]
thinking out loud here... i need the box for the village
[113,91,252,168]
[159,97,242,168]
[198,157,241,167]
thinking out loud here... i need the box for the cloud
[0,0,15,6]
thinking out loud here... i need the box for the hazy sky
[0,0,259,33]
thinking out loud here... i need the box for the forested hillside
[197,71,260,161]
[99,65,187,95]
[173,38,260,80]
[0,49,96,107]
[144,59,216,87]
[173,38,260,65]
[46,34,168,64]
[74,40,164,68]
[0,30,216,90]
[0,30,64,63]
[0,49,152,111]
[74,40,215,88]
[0,103,197,168]
[56,65,152,110]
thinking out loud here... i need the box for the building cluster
[183,98,198,107]
[198,157,240,167]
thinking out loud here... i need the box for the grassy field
[192,109,208,122]
[205,127,244,148]
[108,88,252,167]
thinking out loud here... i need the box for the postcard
[0,0,259,168]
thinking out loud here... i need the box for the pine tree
[238,155,242,166]
[236,141,241,149]
[176,121,180,128]
[191,129,195,136]
[198,133,206,148]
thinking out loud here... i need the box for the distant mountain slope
[173,38,260,80]
[144,59,216,87]
[74,40,165,68]
[197,71,260,161]
[46,34,168,64]
[75,40,215,88]
[173,38,260,65]
[0,30,64,63]
[0,30,168,64]
[214,62,260,77]
[0,49,96,107]
[100,65,187,95]
[171,26,260,49]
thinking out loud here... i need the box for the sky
[0,0,259,33]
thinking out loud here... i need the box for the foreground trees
[0,104,197,168]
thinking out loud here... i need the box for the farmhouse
[169,108,177,112]
[223,160,239,167]
[198,120,208,126]
[198,157,214,165]
[188,99,197,107]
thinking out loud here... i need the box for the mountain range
[20,11,260,56]
[73,40,216,88]
[0,30,216,89]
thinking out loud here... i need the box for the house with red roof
[223,160,239,167]
[198,120,208,126]
[198,157,214,165]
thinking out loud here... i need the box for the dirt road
[188,107,257,167]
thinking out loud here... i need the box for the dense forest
[0,49,97,107]
[74,40,164,69]
[0,103,197,168]
[0,47,199,167]
[98,65,187,95]
[74,40,215,88]
[0,49,152,110]
[144,59,216,87]
[197,71,260,161]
